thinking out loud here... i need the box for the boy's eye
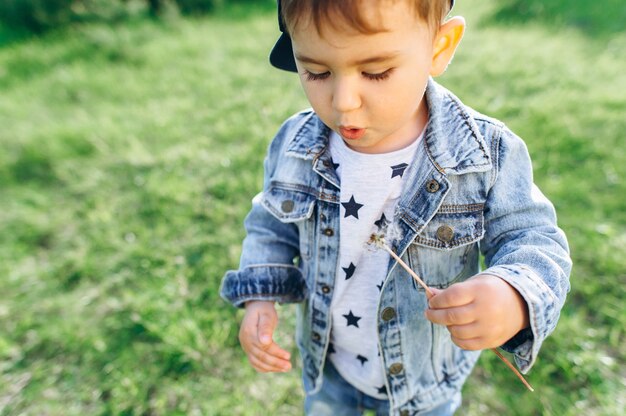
[303,70,330,81]
[363,69,393,81]
[302,68,393,82]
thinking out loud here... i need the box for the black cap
[269,0,456,72]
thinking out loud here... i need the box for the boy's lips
[339,126,366,140]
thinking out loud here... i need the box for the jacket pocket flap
[262,182,317,223]
[413,204,484,250]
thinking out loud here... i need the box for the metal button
[322,159,331,167]
[436,225,454,242]
[426,179,440,193]
[400,410,410,416]
[320,213,326,221]
[323,228,334,236]
[312,332,321,342]
[381,307,396,321]
[321,285,331,294]
[389,363,404,375]
[281,200,294,213]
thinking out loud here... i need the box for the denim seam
[436,203,485,213]
[412,234,482,249]
[449,98,490,161]
[490,126,503,189]
[422,134,445,174]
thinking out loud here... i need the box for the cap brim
[269,32,297,72]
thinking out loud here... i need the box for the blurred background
[0,0,624,414]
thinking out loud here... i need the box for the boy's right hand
[239,300,292,373]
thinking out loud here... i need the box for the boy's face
[290,1,438,154]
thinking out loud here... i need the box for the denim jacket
[220,79,571,414]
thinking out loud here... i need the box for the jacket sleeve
[220,119,310,308]
[480,127,572,372]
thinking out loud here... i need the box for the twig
[491,348,534,392]
[368,233,535,392]
[376,236,433,295]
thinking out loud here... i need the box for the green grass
[487,0,626,37]
[0,1,624,414]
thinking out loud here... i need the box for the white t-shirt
[327,130,422,399]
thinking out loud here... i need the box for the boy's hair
[280,0,454,35]
[269,0,455,72]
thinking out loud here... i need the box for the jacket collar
[421,78,492,175]
[285,112,330,161]
[285,78,492,175]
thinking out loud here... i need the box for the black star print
[376,281,384,292]
[377,384,388,395]
[342,262,356,280]
[390,163,409,178]
[328,342,336,354]
[343,310,362,328]
[374,213,389,231]
[356,354,368,366]
[342,195,364,219]
[331,158,340,171]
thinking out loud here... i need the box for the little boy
[221,0,571,414]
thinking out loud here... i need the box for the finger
[248,353,290,373]
[450,335,485,351]
[239,334,291,361]
[426,287,442,300]
[248,354,277,373]
[425,303,476,326]
[428,282,474,309]
[257,311,277,346]
[250,348,291,367]
[446,322,482,340]
[263,342,292,361]
[240,323,291,360]
[249,345,292,371]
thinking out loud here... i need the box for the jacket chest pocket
[261,182,317,260]
[407,205,484,290]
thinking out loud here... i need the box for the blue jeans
[304,360,462,415]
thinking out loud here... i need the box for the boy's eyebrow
[294,52,401,66]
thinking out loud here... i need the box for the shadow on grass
[0,0,275,49]
[0,1,277,91]
[487,0,626,38]
[0,23,33,48]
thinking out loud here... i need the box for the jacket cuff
[220,264,308,308]
[501,327,533,353]
[482,264,559,373]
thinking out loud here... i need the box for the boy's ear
[430,16,465,77]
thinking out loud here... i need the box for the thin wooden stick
[371,234,535,392]
[380,242,433,295]
[491,348,534,392]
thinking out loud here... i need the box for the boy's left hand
[425,274,530,350]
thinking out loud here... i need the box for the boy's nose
[332,78,361,113]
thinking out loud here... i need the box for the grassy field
[0,1,624,414]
